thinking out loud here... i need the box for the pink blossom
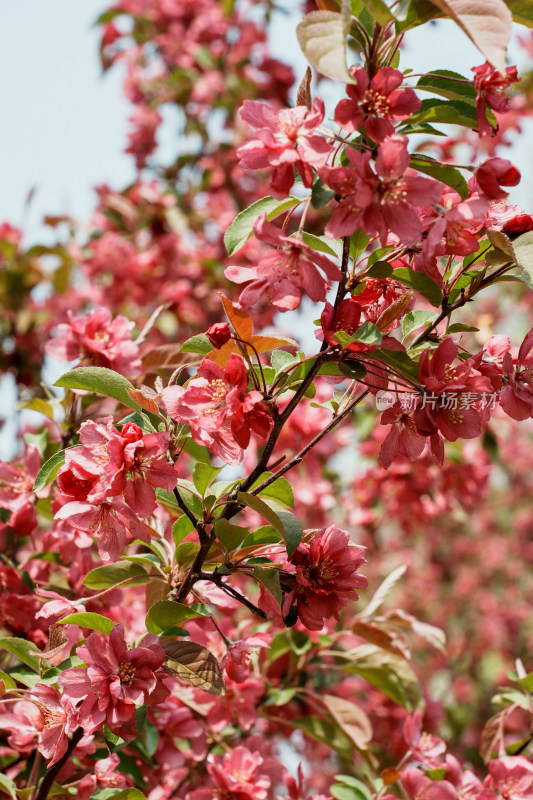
[423,191,488,258]
[237,98,332,197]
[403,710,446,768]
[499,328,533,420]
[319,297,365,351]
[474,158,521,199]
[78,754,133,800]
[58,623,167,741]
[186,746,274,800]
[472,62,519,137]
[484,756,533,799]
[378,402,426,469]
[285,525,367,630]
[161,354,272,463]
[225,215,341,311]
[46,307,141,376]
[222,632,272,682]
[125,104,162,170]
[0,444,42,536]
[401,768,457,800]
[321,136,442,244]
[335,66,421,142]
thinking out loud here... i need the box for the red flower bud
[120,422,144,442]
[501,214,533,238]
[474,158,521,199]
[206,322,231,349]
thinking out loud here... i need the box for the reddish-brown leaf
[353,618,411,659]
[217,293,254,341]
[322,694,373,750]
[126,387,161,415]
[142,345,201,372]
[163,640,225,695]
[376,292,413,332]
[479,705,517,763]
[296,67,313,109]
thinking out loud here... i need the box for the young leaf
[180,334,213,355]
[224,196,301,255]
[58,612,114,635]
[296,1,353,83]
[192,463,223,496]
[163,641,225,695]
[428,0,511,72]
[55,367,142,412]
[33,448,71,491]
[217,293,254,341]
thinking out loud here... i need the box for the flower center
[363,89,391,116]
[118,661,136,685]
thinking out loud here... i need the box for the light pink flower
[472,62,519,137]
[499,328,533,420]
[403,710,446,768]
[378,402,426,469]
[186,746,274,800]
[46,307,141,376]
[237,98,332,198]
[225,215,341,311]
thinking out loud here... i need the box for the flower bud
[206,322,231,349]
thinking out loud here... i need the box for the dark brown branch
[35,727,84,800]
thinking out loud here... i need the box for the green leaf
[300,231,343,260]
[445,323,479,334]
[0,774,18,799]
[180,334,212,355]
[311,178,336,209]
[32,448,72,491]
[214,519,251,551]
[407,97,479,128]
[172,515,195,546]
[0,669,16,690]
[224,196,301,255]
[416,69,476,102]
[0,637,41,672]
[241,525,282,548]
[237,492,303,556]
[17,397,56,420]
[511,230,533,289]
[290,716,352,757]
[55,367,141,412]
[360,0,395,25]
[192,463,223,496]
[352,321,382,346]
[506,0,533,26]
[402,310,438,339]
[250,474,294,508]
[174,481,205,517]
[410,154,469,200]
[253,566,283,607]
[58,612,114,635]
[366,348,420,381]
[391,267,443,307]
[145,601,205,634]
[296,1,353,83]
[364,260,393,278]
[399,122,447,136]
[342,644,421,710]
[83,561,149,590]
[93,790,147,800]
[333,776,372,800]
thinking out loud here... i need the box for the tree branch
[35,727,84,800]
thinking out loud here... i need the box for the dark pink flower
[485,756,533,799]
[237,98,332,197]
[222,633,271,683]
[499,328,533,420]
[401,769,457,800]
[46,307,141,376]
[0,444,42,536]
[378,402,426,469]
[285,525,367,630]
[58,623,167,741]
[125,104,162,170]
[78,754,133,800]
[335,66,421,142]
[319,297,364,351]
[321,137,442,245]
[472,62,519,137]
[423,191,488,258]
[225,215,342,311]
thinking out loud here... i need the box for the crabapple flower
[378,402,426,469]
[0,444,42,536]
[58,623,167,741]
[499,328,533,420]
[403,710,446,768]
[221,633,271,682]
[423,191,488,258]
[186,746,275,800]
[285,525,367,630]
[334,66,421,142]
[319,297,364,351]
[225,214,342,311]
[161,354,273,463]
[401,769,457,800]
[483,756,533,799]
[78,754,133,800]
[320,136,442,244]
[237,98,332,197]
[46,307,141,376]
[472,61,519,137]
